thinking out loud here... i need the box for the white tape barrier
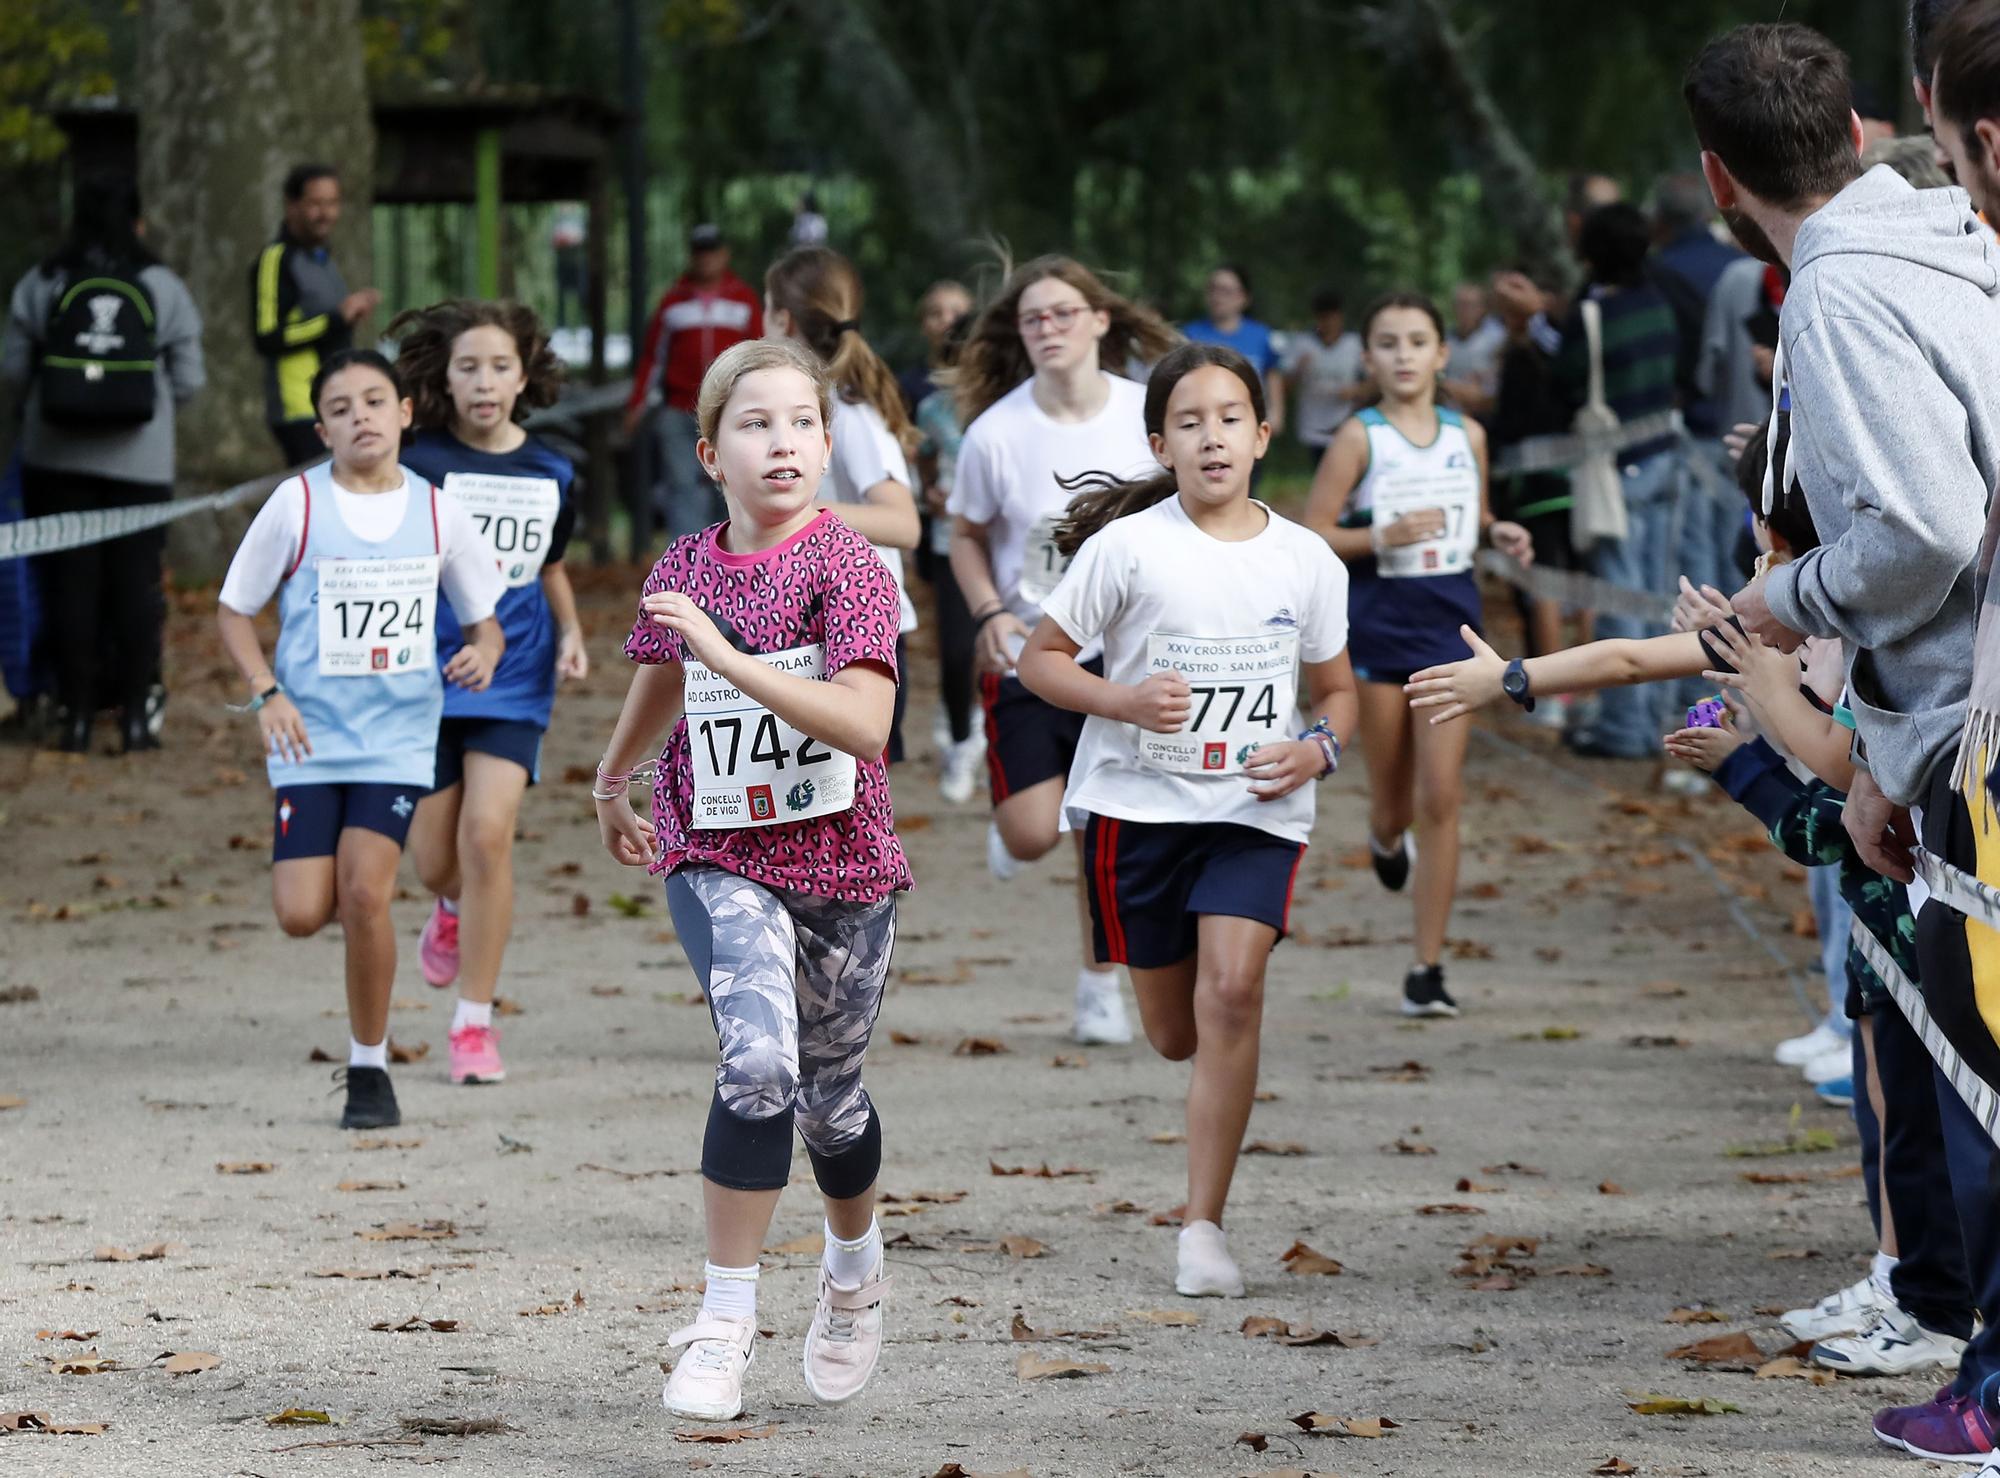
[1474,548,1678,624]
[1913,846,2000,933]
[1851,918,2000,1148]
[1492,414,1742,508]
[0,381,633,563]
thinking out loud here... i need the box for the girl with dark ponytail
[1017,341,1358,1300]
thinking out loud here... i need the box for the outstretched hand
[1404,626,1506,725]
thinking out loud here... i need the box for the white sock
[452,998,493,1033]
[349,1036,388,1070]
[1370,830,1405,857]
[438,897,459,916]
[1078,968,1114,1001]
[1872,1249,1899,1299]
[700,1261,759,1324]
[824,1219,882,1289]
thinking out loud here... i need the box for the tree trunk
[1374,0,1576,291]
[137,0,374,578]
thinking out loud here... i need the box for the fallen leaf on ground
[35,1330,99,1341]
[1593,1459,1638,1475]
[1755,1355,1838,1385]
[336,1179,404,1193]
[1149,1203,1187,1227]
[157,1351,220,1375]
[588,983,623,997]
[1237,1431,1270,1452]
[352,1137,422,1151]
[1540,1025,1582,1040]
[1244,1140,1308,1156]
[929,1467,1032,1478]
[1640,980,1687,997]
[880,1188,968,1205]
[1000,1235,1048,1259]
[0,986,42,1005]
[1093,1200,1147,1215]
[519,1303,570,1317]
[93,1243,171,1262]
[1370,1060,1431,1082]
[1544,1263,1613,1277]
[1456,1178,1503,1193]
[311,1267,429,1280]
[1667,1332,1764,1366]
[1481,1161,1546,1176]
[1666,1306,1727,1324]
[953,1037,1009,1057]
[889,1030,923,1045]
[357,1221,456,1242]
[1466,1233,1540,1257]
[1243,1316,1376,1347]
[216,1162,274,1175]
[398,1416,513,1436]
[990,1160,1093,1179]
[370,1316,459,1333]
[766,1233,823,1256]
[1725,1129,1838,1158]
[1418,1203,1486,1216]
[492,997,524,1016]
[307,1048,336,1063]
[0,1411,108,1435]
[1127,1309,1199,1326]
[50,1354,118,1375]
[1753,1304,1789,1316]
[1625,1392,1742,1416]
[1279,1241,1344,1276]
[1290,1411,1398,1438]
[1473,1274,1517,1291]
[1767,1247,1823,1261]
[1385,1138,1436,1155]
[1627,1034,1690,1048]
[1598,1181,1628,1196]
[1016,1352,1109,1380]
[386,1039,429,1065]
[265,1409,333,1426]
[1050,1053,1086,1069]
[1738,1169,1813,1184]
[1148,1131,1186,1145]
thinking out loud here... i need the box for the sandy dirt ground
[0,571,1951,1477]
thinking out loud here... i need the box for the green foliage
[0,0,113,167]
[361,0,471,89]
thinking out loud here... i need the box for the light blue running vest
[270,463,445,788]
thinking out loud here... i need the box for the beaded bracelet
[592,762,638,802]
[1297,718,1341,779]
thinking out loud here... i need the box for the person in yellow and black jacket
[250,163,378,466]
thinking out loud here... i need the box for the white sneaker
[1782,1274,1895,1342]
[987,823,1024,881]
[1073,973,1132,1045]
[801,1261,890,1405]
[930,703,953,758]
[939,735,986,806]
[1776,1019,1849,1067]
[1661,767,1708,796]
[1175,1220,1246,1298]
[1811,1303,1966,1376]
[661,1315,756,1421]
[1525,695,1569,732]
[1803,1040,1853,1085]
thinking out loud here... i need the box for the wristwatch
[247,682,283,711]
[1501,659,1535,713]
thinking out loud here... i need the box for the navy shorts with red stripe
[1082,814,1306,969]
[979,656,1101,802]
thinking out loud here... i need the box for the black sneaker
[338,1066,402,1130]
[1370,832,1414,892]
[1401,964,1460,1019]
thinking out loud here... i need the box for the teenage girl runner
[915,312,986,803]
[763,246,922,761]
[947,254,1179,1044]
[593,339,909,1423]
[1018,342,1356,1297]
[1302,294,1531,1019]
[216,349,505,1130]
[389,300,588,1086]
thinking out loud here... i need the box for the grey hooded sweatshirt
[1762,165,2000,807]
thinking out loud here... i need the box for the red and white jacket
[626,271,763,416]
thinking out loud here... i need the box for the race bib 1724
[444,472,561,588]
[315,556,438,677]
[1138,631,1299,775]
[683,644,858,829]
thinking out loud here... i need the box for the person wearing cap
[624,224,764,539]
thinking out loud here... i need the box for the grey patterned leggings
[665,867,896,1196]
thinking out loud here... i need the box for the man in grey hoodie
[1688,21,2000,1460]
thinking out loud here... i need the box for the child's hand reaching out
[1663,713,1745,773]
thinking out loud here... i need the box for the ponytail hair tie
[832,319,861,336]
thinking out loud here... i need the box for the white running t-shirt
[947,375,1152,626]
[824,396,919,635]
[1039,495,1350,844]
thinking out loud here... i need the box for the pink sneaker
[419,901,460,988]
[448,1024,505,1084]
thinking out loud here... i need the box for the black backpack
[38,271,158,428]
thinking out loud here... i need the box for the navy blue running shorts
[432,716,545,791]
[272,782,421,862]
[1081,814,1306,969]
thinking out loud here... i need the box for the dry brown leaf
[880,1188,968,1206]
[356,1221,456,1242]
[352,1137,423,1151]
[888,1029,923,1045]
[158,1351,221,1375]
[1456,1178,1503,1193]
[307,1047,337,1063]
[492,997,524,1016]
[311,1266,429,1280]
[92,1243,171,1262]
[1666,1306,1727,1324]
[1385,1138,1437,1156]
[1050,1053,1087,1069]
[1544,1263,1613,1278]
[1472,1273,1517,1291]
[1739,1170,1812,1185]
[1148,1203,1187,1227]
[34,1330,99,1342]
[1418,1203,1486,1216]
[370,1315,459,1333]
[1370,1059,1431,1082]
[672,1424,780,1443]
[953,1036,1009,1057]
[336,1179,404,1193]
[1598,1181,1629,1196]
[1016,1351,1109,1380]
[1244,1140,1309,1157]
[0,1411,108,1435]
[50,1354,118,1375]
[1481,1162,1546,1176]
[1593,1460,1638,1476]
[1466,1233,1540,1257]
[1768,1248,1823,1261]
[1667,1331,1764,1366]
[1236,1431,1270,1452]
[1755,1356,1838,1385]
[1126,1308,1199,1326]
[1279,1240,1344,1276]
[1000,1234,1048,1260]
[1148,1131,1186,1145]
[1290,1411,1399,1438]
[989,1160,1093,1179]
[216,1161,274,1175]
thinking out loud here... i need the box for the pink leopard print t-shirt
[624,511,913,902]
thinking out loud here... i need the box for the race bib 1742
[1138,631,1299,775]
[683,644,858,829]
[444,472,561,588]
[316,556,438,676]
